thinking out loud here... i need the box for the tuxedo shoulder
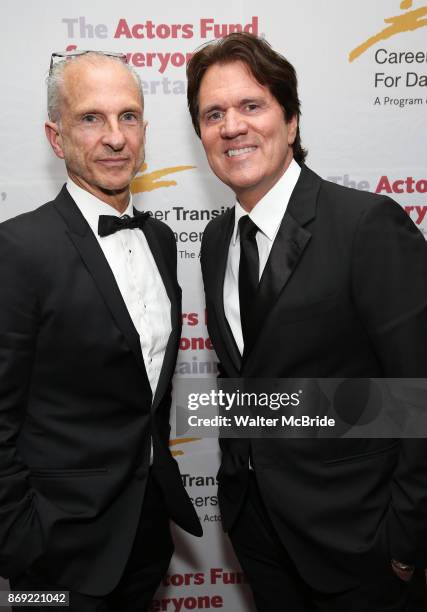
[203,206,233,239]
[145,215,174,236]
[0,201,60,276]
[320,176,395,213]
[0,200,57,239]
[315,174,409,230]
[144,216,176,249]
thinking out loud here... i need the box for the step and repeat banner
[0,1,426,610]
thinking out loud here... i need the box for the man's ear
[45,121,65,159]
[287,114,298,146]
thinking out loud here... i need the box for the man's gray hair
[47,51,144,122]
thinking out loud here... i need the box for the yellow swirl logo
[131,162,195,193]
[349,0,427,62]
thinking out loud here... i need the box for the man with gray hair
[0,51,201,611]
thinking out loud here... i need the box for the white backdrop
[1,1,426,610]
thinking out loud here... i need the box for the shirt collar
[66,180,133,235]
[232,159,301,245]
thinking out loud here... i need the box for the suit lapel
[54,187,183,408]
[211,210,242,374]
[53,187,147,373]
[141,220,181,410]
[243,165,321,363]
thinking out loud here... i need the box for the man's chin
[95,168,135,193]
[97,183,130,197]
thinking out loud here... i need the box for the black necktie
[98,211,150,237]
[238,215,259,350]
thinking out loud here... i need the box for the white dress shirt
[66,180,171,397]
[224,159,301,355]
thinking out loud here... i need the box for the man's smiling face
[198,60,297,211]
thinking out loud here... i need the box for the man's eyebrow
[74,104,143,115]
[200,96,267,116]
[239,97,266,106]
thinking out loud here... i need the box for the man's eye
[245,103,259,112]
[206,111,223,122]
[82,114,99,123]
[121,112,138,122]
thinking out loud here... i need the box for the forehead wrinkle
[199,63,271,113]
[60,57,143,115]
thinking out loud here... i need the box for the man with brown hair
[187,33,427,611]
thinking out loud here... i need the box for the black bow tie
[98,211,150,237]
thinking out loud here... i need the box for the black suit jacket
[201,165,427,591]
[0,186,201,596]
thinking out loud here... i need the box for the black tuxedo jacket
[201,165,427,591]
[0,186,201,596]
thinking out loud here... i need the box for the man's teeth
[227,147,256,157]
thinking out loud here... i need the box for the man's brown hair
[186,32,307,164]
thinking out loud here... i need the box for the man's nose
[102,119,126,150]
[220,109,248,139]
